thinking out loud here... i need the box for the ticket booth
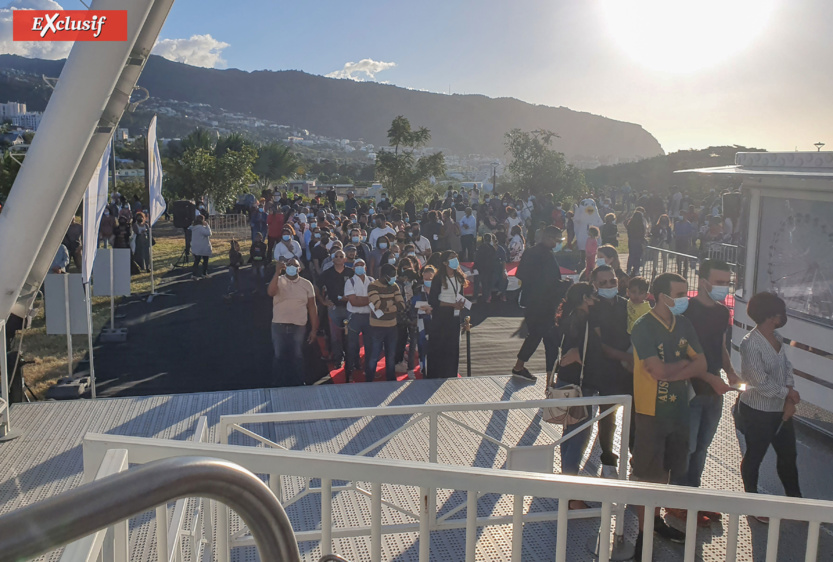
[679,152,833,423]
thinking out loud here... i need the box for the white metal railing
[218,397,632,550]
[2,455,302,562]
[80,433,833,562]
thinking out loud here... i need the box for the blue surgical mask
[668,296,689,315]
[424,280,432,289]
[282,235,291,241]
[709,285,731,301]
[369,208,375,215]
[598,287,618,300]
[394,252,400,259]
[355,266,366,276]
[596,258,606,267]
[448,258,459,269]
[285,265,298,277]
[314,233,321,239]
[352,236,360,243]
[388,258,396,265]
[553,243,563,253]
[379,242,388,249]
[388,277,396,286]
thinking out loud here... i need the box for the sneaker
[654,515,686,544]
[395,361,409,373]
[407,370,416,380]
[601,465,618,479]
[511,367,536,382]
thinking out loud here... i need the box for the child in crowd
[626,276,651,334]
[227,240,244,296]
[582,226,600,281]
[601,213,618,247]
[409,266,435,378]
[248,232,268,293]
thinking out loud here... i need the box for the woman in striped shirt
[737,292,802,506]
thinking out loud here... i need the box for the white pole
[84,283,96,398]
[0,320,10,436]
[148,221,155,295]
[109,248,115,330]
[63,274,73,378]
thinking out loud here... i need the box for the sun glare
[600,0,775,73]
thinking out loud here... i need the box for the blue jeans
[347,312,371,374]
[554,379,595,476]
[680,393,724,487]
[367,325,398,382]
[328,306,350,363]
[271,323,305,387]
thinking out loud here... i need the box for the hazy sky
[2,0,831,153]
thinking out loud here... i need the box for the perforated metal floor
[1,377,832,561]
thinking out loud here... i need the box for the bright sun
[600,0,776,73]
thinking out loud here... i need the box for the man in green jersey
[630,272,730,556]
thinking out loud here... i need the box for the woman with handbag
[546,282,601,508]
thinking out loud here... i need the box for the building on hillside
[286,179,317,196]
[0,132,24,146]
[117,128,129,141]
[0,101,25,119]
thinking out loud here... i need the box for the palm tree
[253,142,297,190]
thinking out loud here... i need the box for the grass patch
[15,219,244,398]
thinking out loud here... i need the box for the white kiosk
[680,152,833,424]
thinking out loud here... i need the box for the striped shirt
[739,328,795,413]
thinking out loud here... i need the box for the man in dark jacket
[511,226,566,381]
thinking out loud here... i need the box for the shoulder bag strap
[546,333,567,389]
[578,321,589,387]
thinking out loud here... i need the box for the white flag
[81,142,112,284]
[147,115,165,225]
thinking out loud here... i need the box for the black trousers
[461,235,475,262]
[427,307,460,378]
[518,306,558,366]
[184,228,192,257]
[738,401,801,497]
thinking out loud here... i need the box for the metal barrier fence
[641,245,739,309]
[81,430,833,562]
[207,213,250,240]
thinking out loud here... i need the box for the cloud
[152,34,229,68]
[326,58,396,81]
[0,0,73,59]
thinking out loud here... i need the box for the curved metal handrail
[0,456,302,562]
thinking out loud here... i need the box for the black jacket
[515,243,564,310]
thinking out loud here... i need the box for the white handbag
[543,322,589,425]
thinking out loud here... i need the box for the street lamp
[492,161,499,194]
[814,142,825,152]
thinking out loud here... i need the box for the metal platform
[1,376,832,561]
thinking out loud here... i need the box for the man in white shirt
[274,226,302,262]
[409,223,432,260]
[367,216,396,249]
[344,258,375,381]
[459,207,477,261]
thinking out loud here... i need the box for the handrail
[0,456,302,562]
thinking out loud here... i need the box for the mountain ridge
[0,54,664,161]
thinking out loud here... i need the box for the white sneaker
[407,370,416,380]
[601,465,619,479]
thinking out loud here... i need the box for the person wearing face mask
[629,272,731,558]
[410,224,432,260]
[98,208,116,248]
[736,292,802,510]
[409,266,435,377]
[267,258,318,387]
[381,243,401,270]
[366,264,405,382]
[588,265,635,479]
[511,226,567,382]
[426,251,467,378]
[368,216,395,249]
[349,227,371,261]
[274,225,302,262]
[666,260,740,521]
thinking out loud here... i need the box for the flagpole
[149,220,155,294]
[84,282,96,398]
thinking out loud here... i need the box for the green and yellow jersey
[631,310,703,419]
